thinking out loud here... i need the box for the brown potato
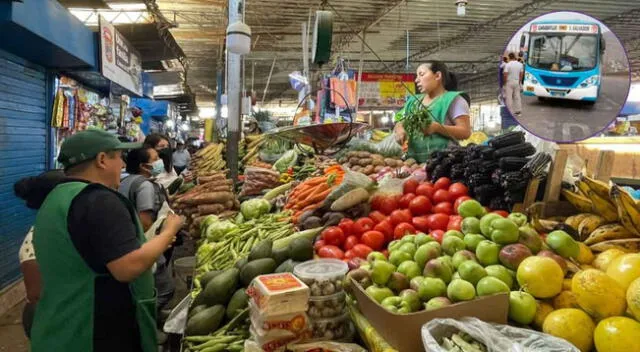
[358,158,373,167]
[371,158,384,166]
[363,165,375,175]
[384,158,396,167]
[374,165,384,173]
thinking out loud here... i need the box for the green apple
[415,233,434,246]
[367,251,387,263]
[518,226,543,254]
[508,212,528,227]
[425,297,452,311]
[399,289,422,312]
[388,240,402,252]
[423,258,453,284]
[452,250,477,269]
[485,265,514,289]
[389,250,413,266]
[452,272,461,281]
[476,276,510,296]
[458,260,487,285]
[410,276,425,291]
[414,242,442,269]
[488,218,520,245]
[447,279,476,302]
[418,277,447,302]
[387,272,410,293]
[442,236,466,256]
[371,260,396,286]
[444,230,464,241]
[480,213,503,237]
[439,255,454,271]
[464,234,486,252]
[366,285,394,304]
[381,296,402,312]
[399,242,417,257]
[461,217,481,235]
[546,230,580,259]
[508,291,537,325]
[401,234,417,244]
[476,240,501,266]
[458,199,485,218]
[397,261,422,280]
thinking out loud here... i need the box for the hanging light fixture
[455,0,468,17]
[226,21,252,55]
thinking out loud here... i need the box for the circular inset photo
[499,11,631,142]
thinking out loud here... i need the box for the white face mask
[149,160,165,177]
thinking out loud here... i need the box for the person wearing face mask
[119,147,176,329]
[29,129,184,352]
[394,61,472,162]
[143,134,181,188]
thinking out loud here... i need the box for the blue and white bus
[520,20,606,104]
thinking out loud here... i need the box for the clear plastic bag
[288,342,367,352]
[324,169,375,206]
[421,317,580,352]
[374,134,403,158]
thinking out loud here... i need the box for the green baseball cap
[57,128,142,169]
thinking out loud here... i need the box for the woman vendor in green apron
[394,61,472,163]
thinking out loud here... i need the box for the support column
[214,69,223,142]
[227,0,242,183]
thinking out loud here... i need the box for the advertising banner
[99,16,143,96]
[356,73,416,108]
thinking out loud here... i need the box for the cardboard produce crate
[351,280,509,352]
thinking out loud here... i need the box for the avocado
[248,239,273,261]
[201,268,239,306]
[199,270,223,288]
[275,259,299,273]
[271,247,289,265]
[240,258,277,286]
[185,305,225,336]
[167,177,184,195]
[288,238,314,262]
[188,305,208,319]
[235,258,248,270]
[226,288,250,320]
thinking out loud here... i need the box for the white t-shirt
[445,96,470,125]
[504,60,524,82]
[19,227,36,263]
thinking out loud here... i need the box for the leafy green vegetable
[272,149,298,173]
[205,220,238,242]
[240,198,272,220]
[403,108,433,138]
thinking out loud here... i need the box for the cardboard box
[351,280,509,352]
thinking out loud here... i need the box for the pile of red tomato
[314,177,488,261]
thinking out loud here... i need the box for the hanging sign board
[530,23,599,34]
[99,16,143,96]
[356,73,416,108]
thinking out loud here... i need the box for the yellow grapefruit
[626,277,640,321]
[593,248,626,271]
[606,253,640,290]
[516,256,564,298]
[594,317,640,352]
[553,291,580,310]
[572,269,626,321]
[543,308,595,352]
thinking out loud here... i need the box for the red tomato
[412,216,431,233]
[338,218,354,236]
[409,195,432,216]
[381,249,389,258]
[344,250,357,260]
[453,196,473,214]
[426,213,450,231]
[403,178,419,195]
[448,182,469,199]
[344,235,359,250]
[317,245,345,259]
[352,244,374,259]
[416,183,436,199]
[361,231,386,251]
[433,202,453,215]
[368,211,387,224]
[434,177,452,191]
[321,227,345,246]
[374,219,394,243]
[370,194,383,212]
[433,189,452,204]
[399,193,416,209]
[394,222,417,240]
[376,195,399,215]
[390,209,412,226]
[429,230,445,244]
[314,240,326,251]
[353,218,375,237]
[492,210,509,218]
[447,215,463,231]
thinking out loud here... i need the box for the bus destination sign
[531,24,598,34]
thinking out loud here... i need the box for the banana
[583,223,634,245]
[610,185,640,237]
[589,239,640,253]
[565,213,593,229]
[581,175,612,200]
[618,186,640,235]
[578,214,607,240]
[575,180,592,198]
[561,189,594,213]
[588,190,620,222]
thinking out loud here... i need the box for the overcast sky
[506,11,610,52]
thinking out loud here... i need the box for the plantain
[615,185,640,236]
[577,214,607,241]
[565,213,593,229]
[581,175,612,200]
[561,189,594,213]
[583,223,635,245]
[589,238,640,253]
[576,180,619,222]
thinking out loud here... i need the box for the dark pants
[174,166,186,176]
[22,302,36,338]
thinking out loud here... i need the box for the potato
[337,157,347,164]
[371,158,384,166]
[358,158,373,167]
[363,165,375,175]
[395,159,404,168]
[374,165,384,173]
[405,158,417,166]
[357,151,371,158]
[371,154,384,161]
[343,162,352,169]
[349,157,360,165]
[351,165,362,172]
[384,158,396,167]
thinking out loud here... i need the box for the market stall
[162,119,640,352]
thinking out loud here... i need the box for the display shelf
[265,122,370,154]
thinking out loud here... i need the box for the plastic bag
[374,134,403,158]
[324,169,375,206]
[288,342,367,352]
[371,176,403,198]
[163,294,191,334]
[421,317,580,352]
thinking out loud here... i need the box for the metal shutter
[0,49,47,290]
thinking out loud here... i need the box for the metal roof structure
[67,1,640,109]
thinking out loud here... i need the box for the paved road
[511,75,630,142]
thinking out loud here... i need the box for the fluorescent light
[108,3,146,11]
[165,120,175,128]
[199,108,216,119]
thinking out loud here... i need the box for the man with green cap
[30,128,184,352]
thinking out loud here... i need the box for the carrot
[297,189,331,209]
[296,183,324,202]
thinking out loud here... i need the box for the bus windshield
[527,33,598,72]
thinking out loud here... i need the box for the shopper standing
[172,141,191,175]
[29,129,184,352]
[503,52,524,116]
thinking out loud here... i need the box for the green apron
[395,91,464,163]
[30,182,157,352]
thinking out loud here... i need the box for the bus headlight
[580,75,599,88]
[525,72,538,84]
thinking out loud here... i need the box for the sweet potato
[197,204,225,215]
[185,192,234,205]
